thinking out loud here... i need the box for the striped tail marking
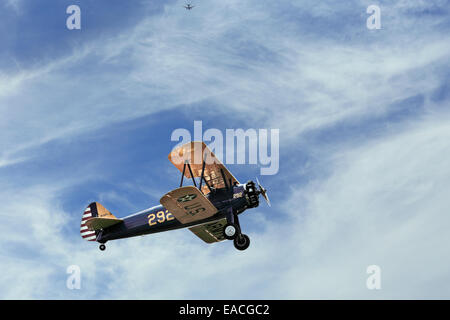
[80,206,97,241]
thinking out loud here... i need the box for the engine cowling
[244,180,260,208]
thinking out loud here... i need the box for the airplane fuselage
[98,184,249,243]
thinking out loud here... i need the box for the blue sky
[1,0,450,299]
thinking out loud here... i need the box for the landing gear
[223,223,239,240]
[99,244,106,251]
[234,234,250,251]
[224,207,250,250]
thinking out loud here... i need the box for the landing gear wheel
[223,223,239,240]
[99,244,106,251]
[233,234,250,251]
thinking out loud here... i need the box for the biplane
[80,141,270,251]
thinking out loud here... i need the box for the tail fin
[80,202,117,241]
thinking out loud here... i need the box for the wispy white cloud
[5,0,22,13]
[1,0,448,163]
[278,113,450,298]
[1,0,450,299]
[1,112,450,299]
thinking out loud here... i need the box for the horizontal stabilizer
[85,217,123,231]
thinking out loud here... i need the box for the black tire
[234,234,250,251]
[99,244,106,251]
[223,223,239,240]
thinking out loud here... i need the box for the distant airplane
[184,3,195,10]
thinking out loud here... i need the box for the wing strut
[220,168,230,191]
[179,162,186,187]
[199,153,206,191]
[200,154,213,194]
[186,161,197,188]
[180,161,199,188]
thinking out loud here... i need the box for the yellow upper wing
[168,141,239,194]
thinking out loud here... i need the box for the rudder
[80,202,117,242]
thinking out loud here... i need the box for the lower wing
[189,218,227,243]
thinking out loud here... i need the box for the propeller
[256,177,271,207]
